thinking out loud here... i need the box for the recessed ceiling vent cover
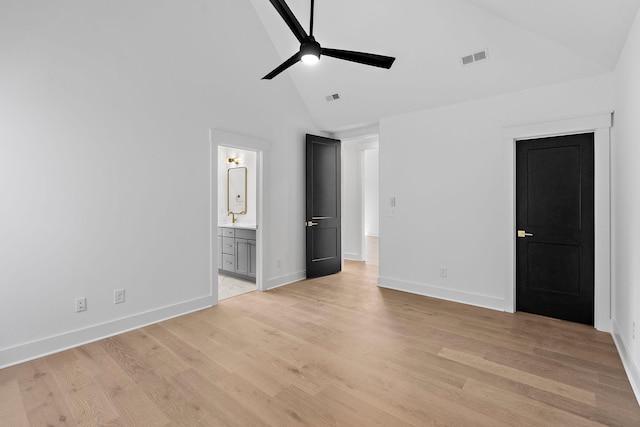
[325,93,341,102]
[461,49,488,66]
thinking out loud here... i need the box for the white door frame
[210,129,270,301]
[502,112,612,332]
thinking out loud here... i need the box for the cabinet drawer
[235,229,256,240]
[221,228,235,238]
[221,254,235,272]
[222,237,235,255]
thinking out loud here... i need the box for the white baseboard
[378,276,505,312]
[612,319,640,406]
[0,295,215,369]
[344,252,364,261]
[265,271,306,290]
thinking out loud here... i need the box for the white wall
[364,149,380,237]
[0,0,318,367]
[379,73,614,310]
[218,147,257,227]
[612,8,640,401]
[342,140,362,261]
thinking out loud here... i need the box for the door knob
[517,230,534,238]
[306,221,318,227]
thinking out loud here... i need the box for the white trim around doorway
[502,112,612,332]
[210,129,270,300]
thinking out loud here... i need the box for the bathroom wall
[218,146,257,226]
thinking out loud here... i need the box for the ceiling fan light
[300,38,321,66]
[301,53,319,65]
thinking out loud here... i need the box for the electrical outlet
[114,289,125,304]
[440,266,448,278]
[75,297,86,312]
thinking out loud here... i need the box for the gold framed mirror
[227,167,247,215]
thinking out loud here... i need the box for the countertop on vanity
[218,223,257,230]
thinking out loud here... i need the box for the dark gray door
[306,134,341,278]
[516,133,594,325]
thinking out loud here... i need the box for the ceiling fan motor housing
[301,37,321,59]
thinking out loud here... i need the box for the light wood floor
[1,246,639,426]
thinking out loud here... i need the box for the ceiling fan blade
[321,48,396,69]
[262,52,301,80]
[268,0,308,43]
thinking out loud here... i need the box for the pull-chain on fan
[262,0,396,79]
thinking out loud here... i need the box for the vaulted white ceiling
[249,0,640,132]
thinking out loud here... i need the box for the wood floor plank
[402,345,639,427]
[171,368,269,427]
[48,359,121,427]
[17,360,78,426]
[0,378,30,427]
[138,376,210,427]
[439,347,597,405]
[78,343,172,427]
[143,323,230,383]
[94,371,171,427]
[100,336,156,384]
[214,372,307,426]
[462,378,604,427]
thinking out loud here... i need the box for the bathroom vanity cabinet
[218,226,256,282]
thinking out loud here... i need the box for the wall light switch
[390,197,396,207]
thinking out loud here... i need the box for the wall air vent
[325,93,341,102]
[461,49,489,66]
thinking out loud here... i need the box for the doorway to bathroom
[217,145,258,300]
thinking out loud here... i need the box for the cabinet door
[218,236,222,269]
[222,237,235,255]
[222,254,235,272]
[248,240,257,278]
[235,239,249,276]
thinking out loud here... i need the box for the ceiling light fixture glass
[301,53,319,65]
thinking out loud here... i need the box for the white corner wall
[612,7,640,403]
[378,74,614,311]
[0,0,317,367]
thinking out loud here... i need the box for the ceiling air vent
[461,49,489,66]
[461,55,474,66]
[325,93,341,102]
